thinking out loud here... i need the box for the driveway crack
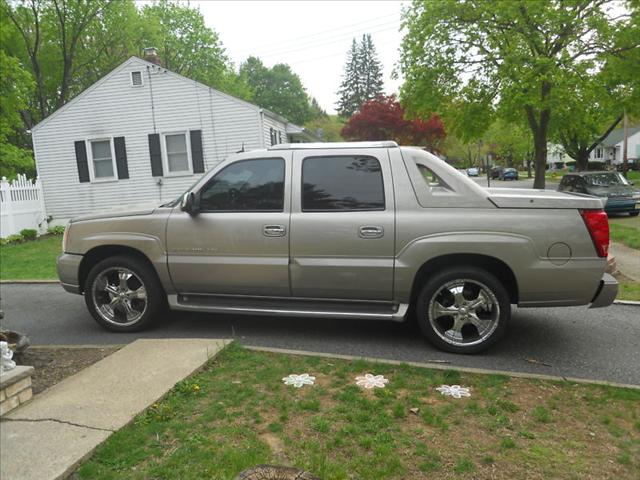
[0,417,115,433]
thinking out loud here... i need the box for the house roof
[32,56,313,136]
[601,125,640,147]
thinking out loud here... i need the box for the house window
[595,147,603,159]
[163,133,191,174]
[89,139,116,180]
[131,71,143,86]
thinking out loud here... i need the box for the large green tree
[400,0,638,188]
[139,0,250,100]
[336,34,384,118]
[240,56,318,125]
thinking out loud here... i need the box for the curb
[614,299,640,306]
[1,280,59,284]
[245,345,640,390]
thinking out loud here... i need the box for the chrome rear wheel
[428,279,500,348]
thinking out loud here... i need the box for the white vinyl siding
[31,57,266,219]
[263,115,287,147]
[88,138,117,181]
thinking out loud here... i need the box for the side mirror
[181,191,200,216]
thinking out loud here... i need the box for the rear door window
[301,156,385,211]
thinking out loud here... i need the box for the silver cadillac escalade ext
[57,142,618,353]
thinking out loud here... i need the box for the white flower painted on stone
[436,384,471,398]
[282,373,315,388]
[355,374,389,389]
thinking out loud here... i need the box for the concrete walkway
[610,241,640,282]
[0,338,229,480]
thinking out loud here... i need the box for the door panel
[167,154,291,296]
[289,150,395,300]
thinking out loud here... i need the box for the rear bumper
[589,273,618,308]
[57,253,83,294]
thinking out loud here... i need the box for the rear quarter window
[301,155,385,211]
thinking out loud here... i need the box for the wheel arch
[410,253,519,306]
[79,245,163,294]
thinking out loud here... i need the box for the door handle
[263,225,286,237]
[358,225,384,239]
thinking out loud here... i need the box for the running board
[168,294,409,322]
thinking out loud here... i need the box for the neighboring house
[546,143,572,170]
[32,52,317,221]
[589,125,640,166]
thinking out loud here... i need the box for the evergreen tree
[336,35,384,118]
[358,34,384,102]
[336,39,362,118]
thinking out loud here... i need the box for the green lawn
[0,234,61,280]
[618,278,640,302]
[76,344,639,479]
[609,214,640,250]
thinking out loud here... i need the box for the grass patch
[616,275,640,301]
[76,344,640,479]
[610,223,640,250]
[0,234,61,280]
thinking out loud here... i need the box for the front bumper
[589,273,618,308]
[605,197,640,214]
[57,253,83,294]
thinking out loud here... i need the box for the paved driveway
[1,284,638,386]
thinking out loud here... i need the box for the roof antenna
[236,142,245,153]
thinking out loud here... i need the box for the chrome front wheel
[85,255,164,332]
[91,268,148,327]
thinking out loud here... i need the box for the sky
[189,1,407,114]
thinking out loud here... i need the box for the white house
[589,125,640,166]
[31,52,317,222]
[546,143,572,170]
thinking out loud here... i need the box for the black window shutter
[148,133,163,176]
[74,141,90,183]
[190,130,205,174]
[113,137,129,179]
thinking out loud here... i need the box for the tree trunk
[575,150,590,171]
[533,135,547,189]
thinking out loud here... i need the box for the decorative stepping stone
[355,373,389,389]
[436,384,471,398]
[282,373,315,388]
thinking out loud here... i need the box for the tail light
[580,209,609,258]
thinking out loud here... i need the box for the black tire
[415,266,510,354]
[629,211,639,217]
[84,255,165,332]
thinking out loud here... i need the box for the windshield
[585,172,630,187]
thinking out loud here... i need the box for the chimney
[143,47,162,66]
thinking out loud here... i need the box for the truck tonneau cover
[486,188,605,209]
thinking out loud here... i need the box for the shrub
[19,228,38,240]
[47,225,66,235]
[2,234,24,245]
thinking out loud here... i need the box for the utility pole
[622,109,629,178]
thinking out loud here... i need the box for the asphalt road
[1,284,638,386]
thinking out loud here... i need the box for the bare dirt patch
[14,346,120,394]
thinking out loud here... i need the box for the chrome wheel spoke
[128,286,147,300]
[467,313,488,333]
[432,301,457,319]
[105,284,119,297]
[118,271,132,290]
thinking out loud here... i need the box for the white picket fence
[0,174,48,239]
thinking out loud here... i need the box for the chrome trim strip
[167,294,409,322]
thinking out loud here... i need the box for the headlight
[62,223,71,252]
